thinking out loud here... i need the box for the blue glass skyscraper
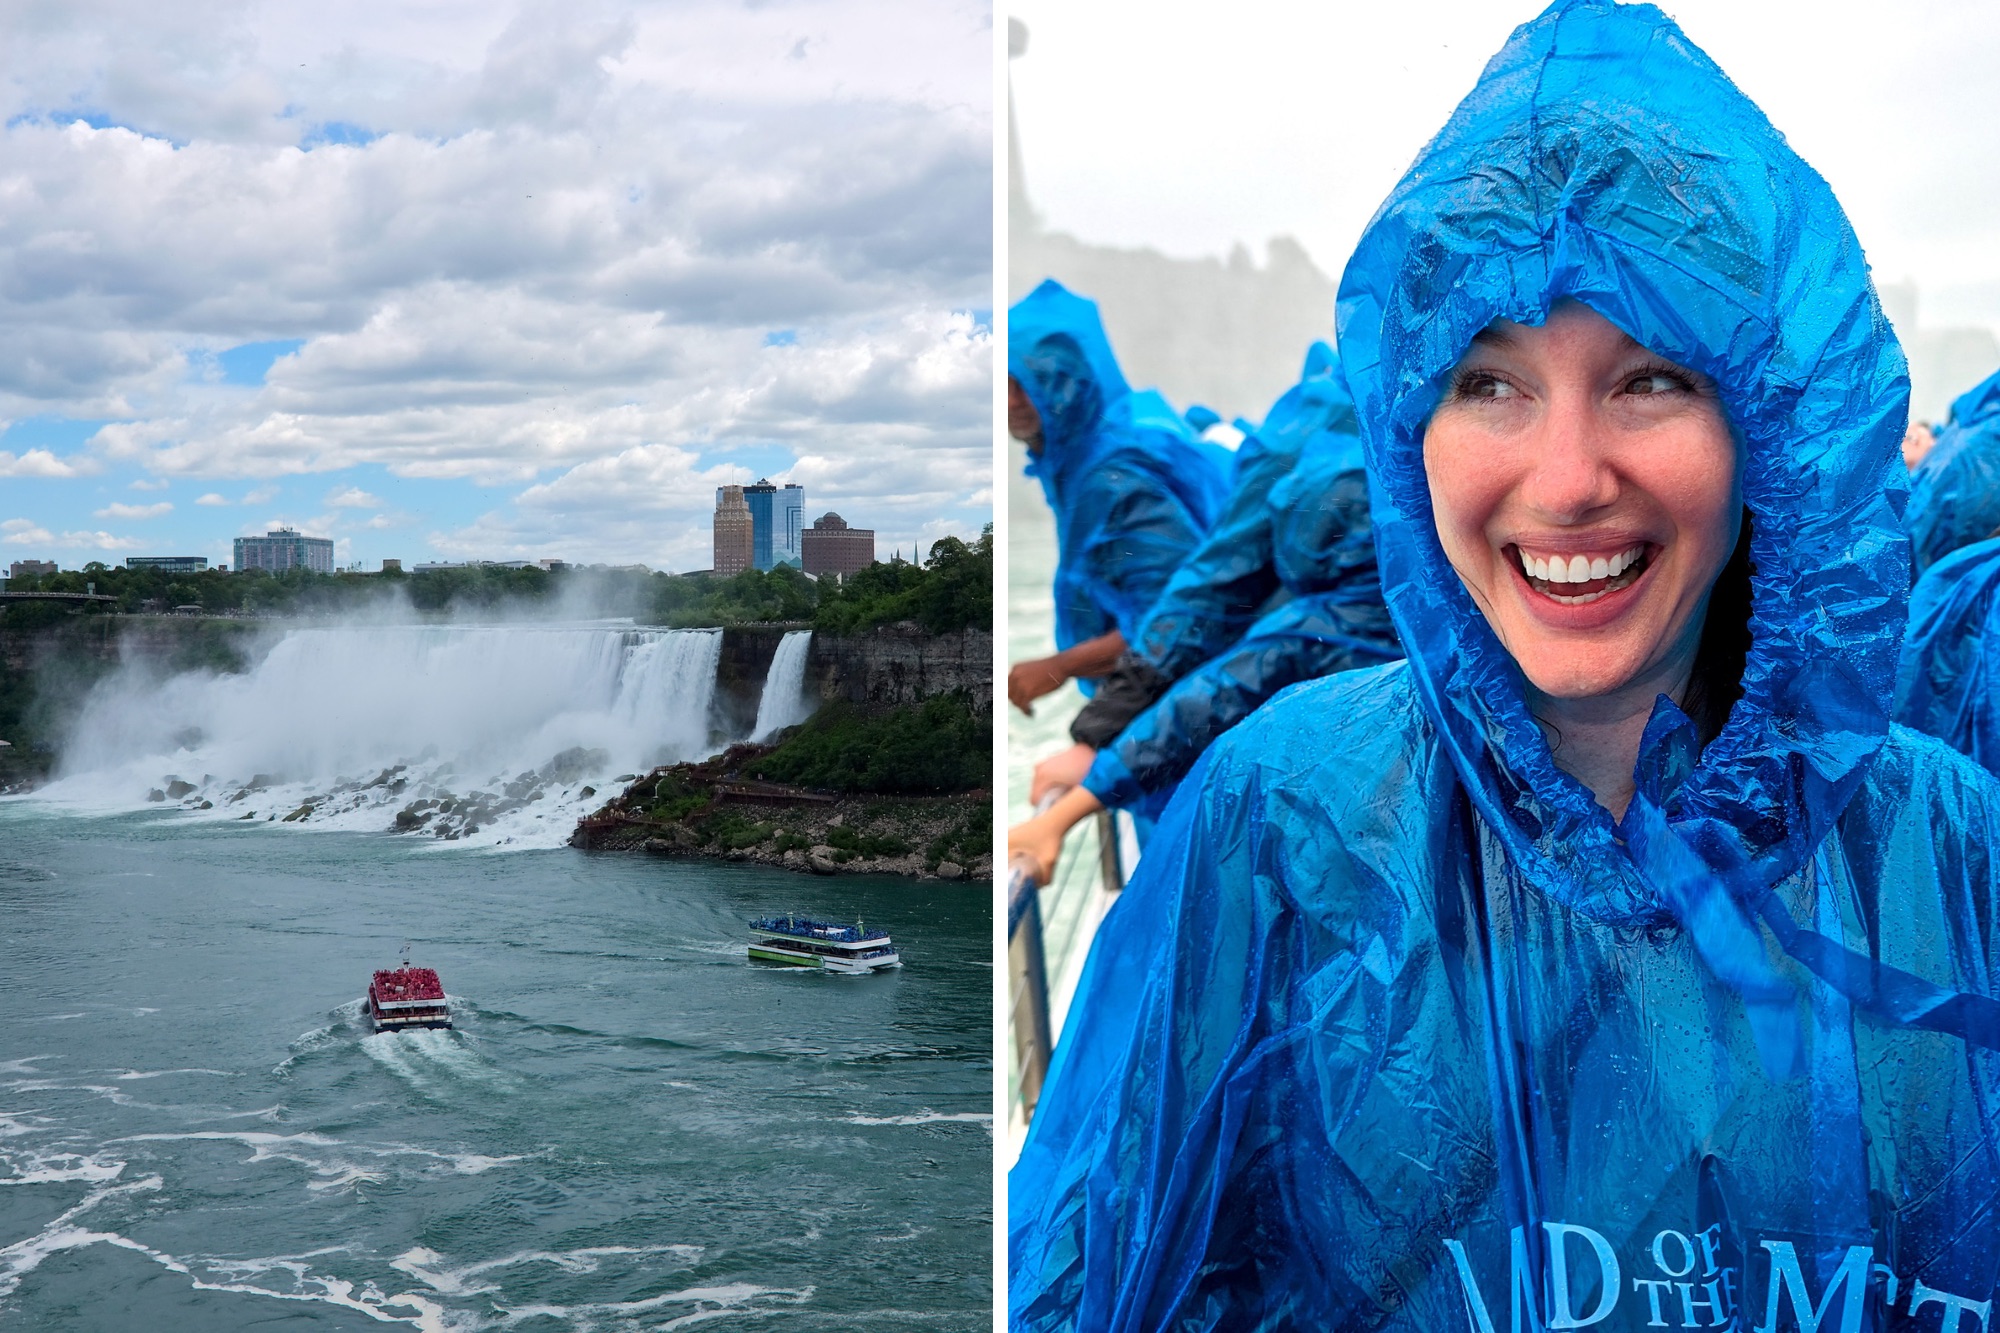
[738,479,806,570]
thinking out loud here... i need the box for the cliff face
[806,625,992,710]
[0,614,257,675]
[711,623,991,736]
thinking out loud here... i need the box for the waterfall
[749,631,815,742]
[28,623,733,850]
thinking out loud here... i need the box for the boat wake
[360,1028,524,1100]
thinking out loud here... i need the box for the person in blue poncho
[1906,367,2000,575]
[1894,370,2000,773]
[1010,4,2000,1330]
[1010,345,1402,873]
[1007,281,1232,711]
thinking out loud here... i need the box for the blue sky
[0,0,992,573]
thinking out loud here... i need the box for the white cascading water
[749,631,815,742]
[30,624,727,850]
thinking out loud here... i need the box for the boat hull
[748,942,901,974]
[369,1011,454,1032]
[366,998,453,1032]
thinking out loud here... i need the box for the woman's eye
[1457,373,1518,400]
[1625,372,1682,396]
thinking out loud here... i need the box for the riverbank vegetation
[745,692,989,794]
[573,694,993,880]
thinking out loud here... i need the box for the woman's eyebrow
[1469,325,1515,348]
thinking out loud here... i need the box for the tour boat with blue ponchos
[748,915,900,974]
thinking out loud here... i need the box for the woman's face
[1422,302,1740,704]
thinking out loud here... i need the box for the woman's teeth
[1516,544,1648,604]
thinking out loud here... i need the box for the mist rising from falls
[750,631,814,742]
[32,623,729,850]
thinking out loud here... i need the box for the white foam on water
[110,1067,233,1081]
[24,623,732,852]
[361,1028,524,1096]
[0,1173,162,1299]
[0,1148,126,1186]
[0,1104,129,1187]
[749,630,816,741]
[111,1130,525,1196]
[840,1110,994,1128]
[6,1230,468,1331]
[391,1242,704,1298]
[497,1279,813,1330]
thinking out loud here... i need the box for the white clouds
[1,518,53,545]
[1,517,144,551]
[92,500,173,519]
[58,530,148,551]
[0,0,992,553]
[0,447,99,477]
[194,492,230,505]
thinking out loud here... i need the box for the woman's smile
[1511,540,1653,603]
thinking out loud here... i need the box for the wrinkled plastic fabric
[1010,281,1233,656]
[1907,368,2000,575]
[1082,587,1400,815]
[1009,3,2000,1329]
[1897,535,2000,774]
[1127,343,1360,679]
[1085,445,1401,812]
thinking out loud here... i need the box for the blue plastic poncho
[1125,342,1360,679]
[1011,4,2000,1329]
[1907,368,2000,575]
[1010,281,1233,656]
[1897,535,2000,774]
[1086,418,1402,814]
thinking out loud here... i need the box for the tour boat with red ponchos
[367,965,452,1032]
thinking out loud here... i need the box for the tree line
[1,524,992,635]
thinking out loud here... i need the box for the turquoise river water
[0,807,990,1329]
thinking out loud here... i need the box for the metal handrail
[1009,855,1056,1118]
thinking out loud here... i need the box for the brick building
[801,512,876,578]
[713,485,755,575]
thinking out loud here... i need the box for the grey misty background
[1006,16,1995,433]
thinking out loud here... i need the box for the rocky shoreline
[570,744,992,882]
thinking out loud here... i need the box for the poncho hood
[1337,0,1911,926]
[1008,279,1233,652]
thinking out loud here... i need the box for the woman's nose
[1517,391,1619,523]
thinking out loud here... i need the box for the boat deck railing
[748,916,889,943]
[1009,797,1131,1157]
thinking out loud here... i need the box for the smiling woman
[1009,1,2000,1328]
